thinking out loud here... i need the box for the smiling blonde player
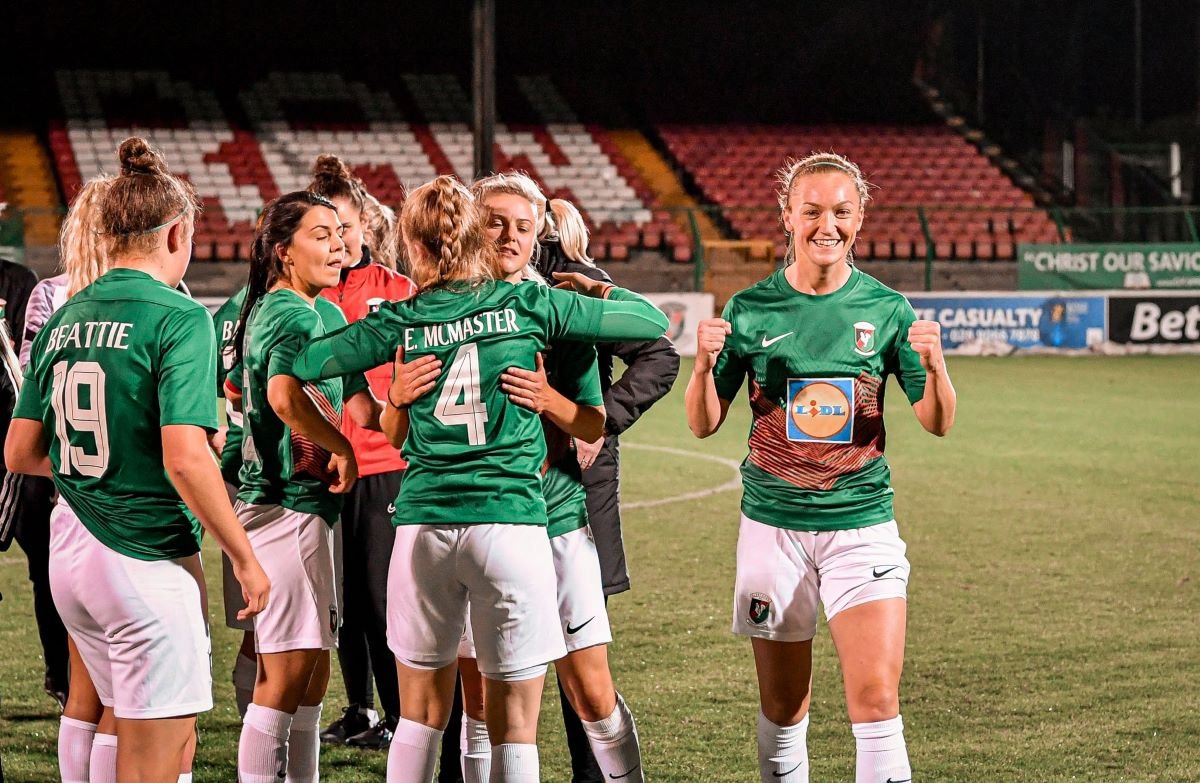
[685,152,957,783]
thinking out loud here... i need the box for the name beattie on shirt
[42,321,134,352]
[402,308,521,351]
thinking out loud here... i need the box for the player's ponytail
[399,175,497,290]
[233,191,339,365]
[59,175,115,297]
[546,198,593,265]
[100,136,199,258]
[362,194,399,271]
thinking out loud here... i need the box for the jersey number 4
[434,343,489,445]
[49,360,110,477]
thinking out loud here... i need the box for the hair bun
[117,137,167,176]
[312,154,353,180]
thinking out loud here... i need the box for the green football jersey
[13,268,217,560]
[712,266,927,532]
[237,289,365,524]
[213,287,246,485]
[542,339,602,539]
[292,281,668,527]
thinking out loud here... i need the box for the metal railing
[8,204,1200,294]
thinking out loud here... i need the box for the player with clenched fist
[685,152,956,783]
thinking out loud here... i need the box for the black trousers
[336,471,402,719]
[13,476,68,691]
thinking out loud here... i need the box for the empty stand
[659,124,1061,260]
[49,70,689,263]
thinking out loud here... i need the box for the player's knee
[563,676,616,722]
[848,682,899,723]
[759,685,812,726]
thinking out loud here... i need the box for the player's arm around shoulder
[685,316,734,438]
[906,317,956,437]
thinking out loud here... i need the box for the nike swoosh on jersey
[872,566,900,578]
[566,617,595,635]
[387,503,397,514]
[761,331,795,348]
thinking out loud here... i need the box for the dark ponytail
[233,191,338,365]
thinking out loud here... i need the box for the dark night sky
[2,1,1196,127]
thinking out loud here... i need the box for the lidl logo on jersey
[853,321,877,356]
[786,378,855,443]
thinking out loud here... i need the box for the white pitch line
[621,443,743,510]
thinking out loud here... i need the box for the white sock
[490,743,539,783]
[178,775,193,782]
[460,714,491,783]
[580,693,643,782]
[287,704,322,782]
[239,704,293,783]
[59,716,97,783]
[852,715,911,783]
[232,652,257,719]
[386,718,442,783]
[88,732,117,783]
[757,712,809,782]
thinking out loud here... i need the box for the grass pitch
[2,356,1198,781]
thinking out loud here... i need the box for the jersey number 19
[49,360,110,477]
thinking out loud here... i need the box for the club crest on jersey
[853,321,877,356]
[748,593,771,625]
[366,297,385,314]
[786,378,855,443]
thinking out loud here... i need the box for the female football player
[5,137,270,783]
[453,173,643,783]
[290,174,668,783]
[231,190,384,782]
[685,152,956,783]
[307,155,418,749]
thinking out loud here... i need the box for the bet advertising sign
[1018,243,1200,290]
[907,293,1107,352]
[1107,293,1200,345]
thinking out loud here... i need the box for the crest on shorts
[748,593,771,625]
[853,321,877,356]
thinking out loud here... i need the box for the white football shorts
[458,525,612,658]
[388,523,565,678]
[235,501,338,653]
[732,514,910,642]
[48,500,213,719]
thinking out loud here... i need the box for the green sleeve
[266,308,321,380]
[545,286,669,343]
[12,362,43,421]
[343,371,370,399]
[292,305,402,382]
[548,344,603,407]
[712,297,749,401]
[889,300,928,405]
[159,306,220,430]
